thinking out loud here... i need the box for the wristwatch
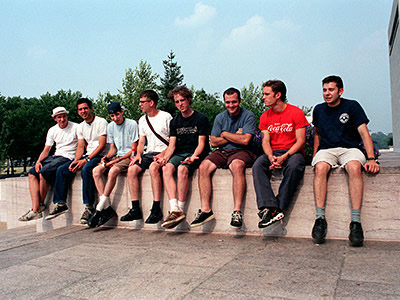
[367,157,379,164]
[82,155,91,162]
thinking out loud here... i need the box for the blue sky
[0,0,394,133]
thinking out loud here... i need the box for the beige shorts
[109,157,131,172]
[312,147,366,169]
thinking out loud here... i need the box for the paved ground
[1,225,400,299]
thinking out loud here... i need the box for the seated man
[19,107,78,221]
[120,90,172,224]
[90,102,139,227]
[311,75,380,247]
[46,98,108,223]
[252,80,308,228]
[191,87,257,230]
[156,86,210,229]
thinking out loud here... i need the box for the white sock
[177,200,185,212]
[169,198,179,211]
[96,195,110,211]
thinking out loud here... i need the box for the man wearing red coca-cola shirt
[252,80,309,228]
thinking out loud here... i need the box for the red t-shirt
[259,103,309,151]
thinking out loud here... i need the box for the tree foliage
[120,60,159,121]
[95,91,122,121]
[158,50,184,115]
[240,82,265,125]
[191,88,224,128]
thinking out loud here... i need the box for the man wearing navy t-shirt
[311,75,380,247]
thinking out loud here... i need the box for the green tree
[120,60,159,121]
[95,91,123,121]
[240,82,265,125]
[158,50,184,115]
[191,88,224,127]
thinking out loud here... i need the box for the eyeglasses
[139,100,151,104]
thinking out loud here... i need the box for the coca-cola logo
[268,123,293,133]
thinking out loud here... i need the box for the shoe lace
[232,211,242,222]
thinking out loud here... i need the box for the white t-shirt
[107,118,139,157]
[45,121,78,160]
[138,110,172,153]
[77,116,108,156]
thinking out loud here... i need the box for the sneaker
[161,210,185,229]
[88,210,102,228]
[45,204,69,220]
[80,207,95,224]
[145,208,163,224]
[97,206,117,227]
[258,208,284,228]
[230,211,243,229]
[312,217,327,244]
[39,204,46,212]
[190,209,215,228]
[18,209,42,221]
[349,221,364,247]
[120,207,143,222]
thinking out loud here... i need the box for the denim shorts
[28,156,71,184]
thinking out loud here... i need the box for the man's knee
[199,159,216,176]
[108,166,122,179]
[149,162,161,176]
[177,165,189,178]
[229,159,245,174]
[314,161,331,177]
[128,165,142,179]
[345,161,362,177]
[92,165,105,178]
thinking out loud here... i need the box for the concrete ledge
[2,163,400,241]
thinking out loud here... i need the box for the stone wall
[2,165,400,241]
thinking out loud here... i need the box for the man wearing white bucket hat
[18,107,78,221]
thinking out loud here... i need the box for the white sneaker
[18,210,42,221]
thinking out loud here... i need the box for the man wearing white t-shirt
[19,107,78,221]
[120,90,172,224]
[46,98,108,223]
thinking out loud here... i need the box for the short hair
[263,80,287,101]
[168,86,192,103]
[76,97,93,109]
[223,87,241,101]
[140,90,159,105]
[322,75,344,90]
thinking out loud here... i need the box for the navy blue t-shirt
[170,110,210,157]
[312,98,369,150]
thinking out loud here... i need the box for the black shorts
[135,152,160,170]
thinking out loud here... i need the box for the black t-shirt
[312,98,369,150]
[170,110,210,157]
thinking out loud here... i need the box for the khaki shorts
[110,157,131,172]
[312,147,366,169]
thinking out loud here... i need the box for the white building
[389,0,400,152]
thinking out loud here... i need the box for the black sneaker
[258,208,284,228]
[97,206,117,227]
[312,217,327,244]
[349,221,364,247]
[145,208,163,224]
[88,210,102,228]
[120,207,143,221]
[230,211,243,229]
[190,209,215,228]
[80,207,95,224]
[45,204,69,220]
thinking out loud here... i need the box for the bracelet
[367,157,375,161]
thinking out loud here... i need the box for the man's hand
[35,162,42,173]
[129,155,141,167]
[364,160,380,174]
[154,153,167,166]
[69,159,86,173]
[181,155,199,165]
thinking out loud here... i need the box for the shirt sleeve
[198,113,211,136]
[45,127,55,147]
[241,111,257,135]
[210,114,222,137]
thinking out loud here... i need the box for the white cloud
[175,2,216,27]
[221,16,300,49]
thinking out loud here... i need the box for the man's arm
[210,135,229,148]
[69,135,107,172]
[220,130,253,146]
[261,130,274,161]
[181,135,207,164]
[154,136,176,166]
[313,127,321,157]
[274,127,306,167]
[34,145,52,172]
[88,135,107,159]
[358,123,380,174]
[107,141,138,167]
[129,135,146,166]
